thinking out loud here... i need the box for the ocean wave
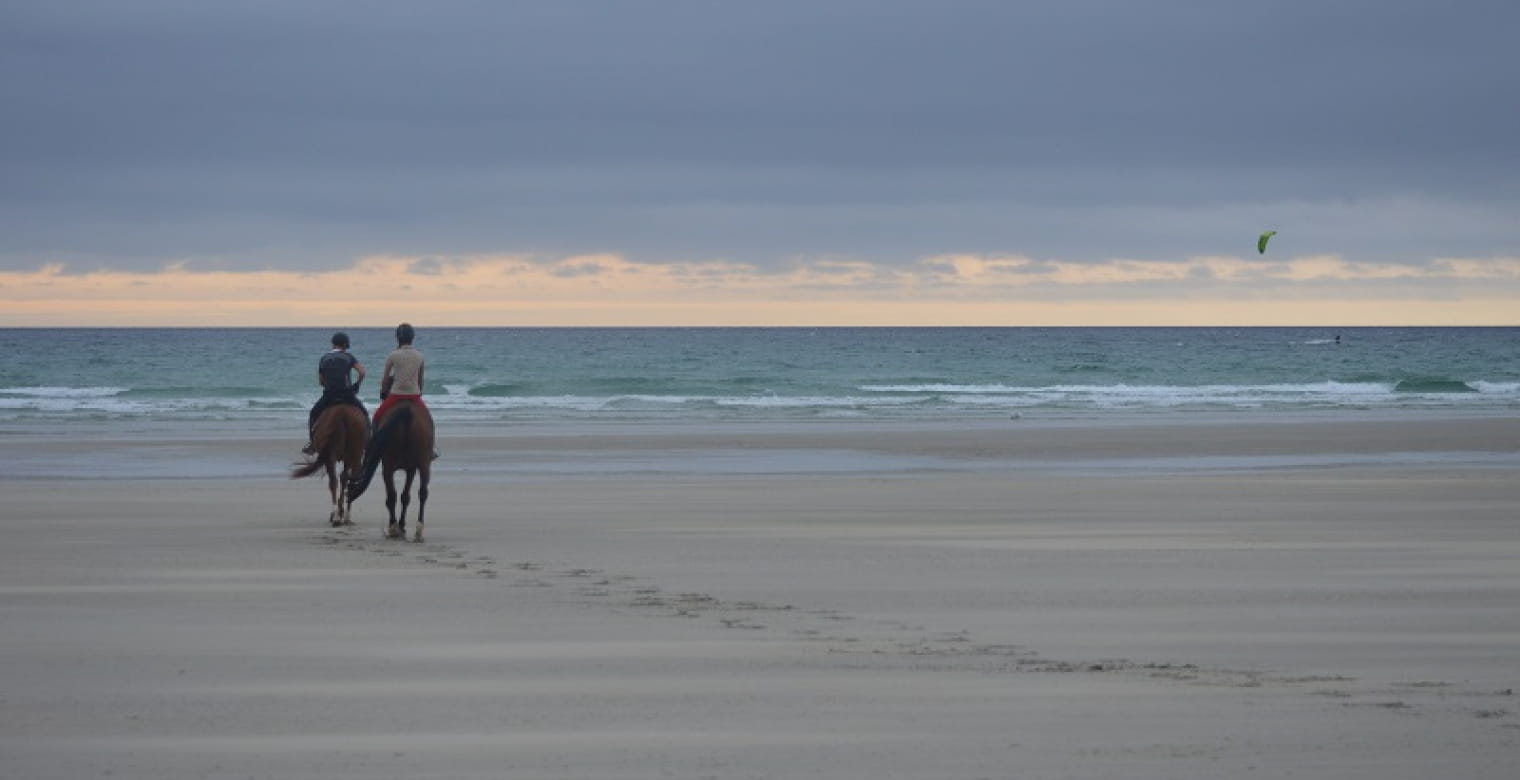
[841,379,1520,413]
[860,383,1024,394]
[712,394,932,409]
[466,382,532,397]
[0,385,129,398]
[118,385,272,399]
[427,381,1487,416]
[601,395,703,411]
[4,377,1516,424]
[1393,377,1477,393]
[861,381,1396,397]
[246,399,304,410]
[435,392,609,412]
[0,383,306,420]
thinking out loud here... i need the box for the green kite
[1257,230,1277,255]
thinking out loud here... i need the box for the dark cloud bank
[2,0,1516,272]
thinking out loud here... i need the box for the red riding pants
[373,393,428,425]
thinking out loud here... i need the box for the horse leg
[383,467,401,539]
[338,464,354,525]
[326,461,341,526]
[399,469,416,542]
[413,465,429,543]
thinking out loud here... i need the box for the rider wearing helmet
[372,322,427,418]
[371,322,438,459]
[302,331,368,455]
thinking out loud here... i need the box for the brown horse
[290,404,368,526]
[349,401,433,542]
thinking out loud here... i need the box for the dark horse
[290,405,368,526]
[349,401,434,542]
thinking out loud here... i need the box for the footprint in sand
[310,532,1443,714]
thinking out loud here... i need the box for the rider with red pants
[373,322,437,458]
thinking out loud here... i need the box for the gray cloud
[2,0,1516,273]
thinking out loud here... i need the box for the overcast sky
[2,1,1517,324]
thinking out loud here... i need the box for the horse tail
[349,405,412,499]
[289,458,324,479]
[290,410,340,479]
[291,405,365,479]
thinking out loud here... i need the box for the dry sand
[2,416,1518,778]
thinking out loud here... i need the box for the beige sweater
[383,345,425,395]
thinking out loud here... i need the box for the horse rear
[350,401,434,542]
[290,405,368,526]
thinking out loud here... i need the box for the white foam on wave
[427,392,936,413]
[1470,380,1520,394]
[5,376,1514,424]
[712,395,927,409]
[860,383,1021,394]
[0,384,308,419]
[0,385,129,398]
[860,381,1396,397]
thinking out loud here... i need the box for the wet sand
[2,416,1518,778]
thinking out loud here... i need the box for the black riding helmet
[331,331,351,349]
[395,323,415,345]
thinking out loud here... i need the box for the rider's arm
[417,364,425,394]
[352,361,367,383]
[379,358,395,399]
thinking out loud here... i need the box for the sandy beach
[2,415,1518,778]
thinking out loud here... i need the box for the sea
[2,327,1517,431]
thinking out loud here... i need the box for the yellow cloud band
[3,253,1517,326]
